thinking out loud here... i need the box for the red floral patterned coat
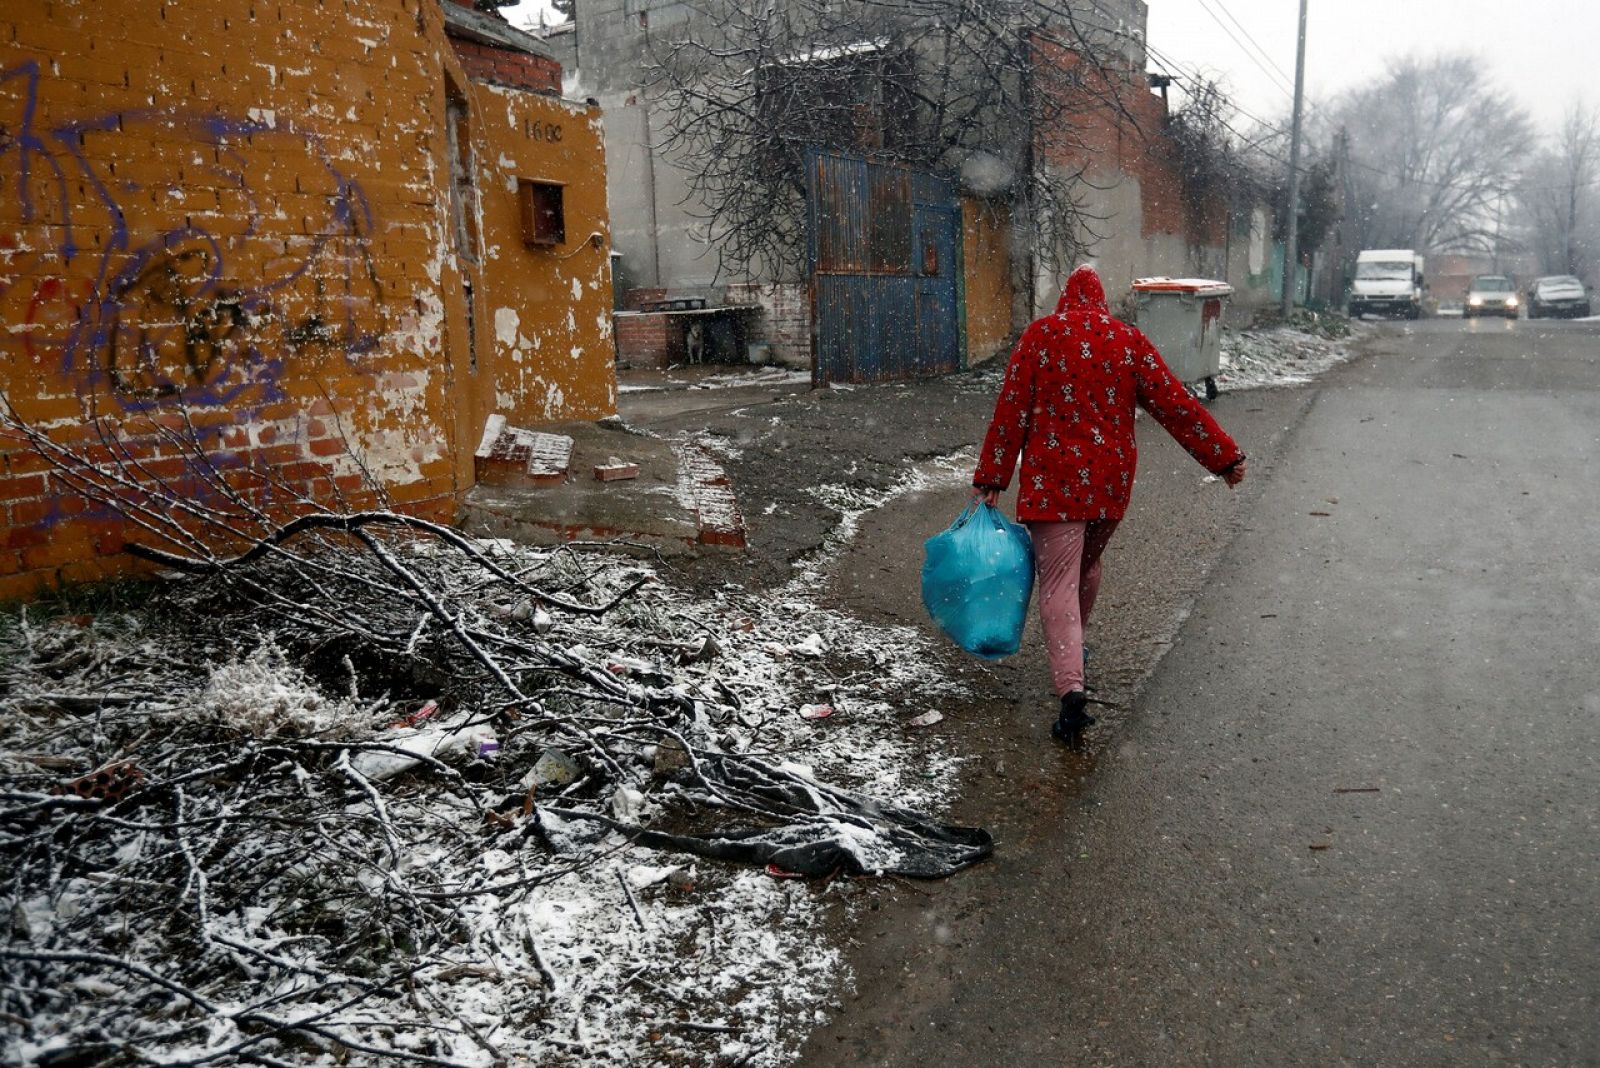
[973,265,1244,522]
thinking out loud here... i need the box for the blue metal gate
[806,150,961,384]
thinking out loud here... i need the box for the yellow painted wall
[963,197,1015,364]
[469,85,615,434]
[0,0,615,599]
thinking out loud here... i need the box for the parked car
[1526,275,1591,319]
[1464,275,1519,319]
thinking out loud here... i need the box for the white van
[1349,249,1425,319]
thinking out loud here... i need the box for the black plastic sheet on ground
[548,752,994,878]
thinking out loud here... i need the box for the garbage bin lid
[1131,277,1233,297]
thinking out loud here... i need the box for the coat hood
[1056,264,1109,315]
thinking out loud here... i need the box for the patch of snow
[200,642,355,737]
[1216,322,1367,391]
[780,37,888,65]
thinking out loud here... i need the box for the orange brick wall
[1035,41,1227,251]
[0,0,614,601]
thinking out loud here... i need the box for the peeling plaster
[541,381,566,420]
[494,307,521,347]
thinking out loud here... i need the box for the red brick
[0,570,50,604]
[21,534,90,571]
[0,474,47,502]
[58,557,127,588]
[308,436,347,458]
[277,461,326,483]
[134,456,189,482]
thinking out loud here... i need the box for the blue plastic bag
[921,501,1035,660]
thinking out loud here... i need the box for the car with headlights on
[1526,275,1591,319]
[1464,275,1519,319]
[1348,249,1425,318]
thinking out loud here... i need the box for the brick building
[0,0,617,599]
[1031,38,1283,319]
[550,0,1275,377]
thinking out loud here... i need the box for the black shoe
[1052,691,1095,748]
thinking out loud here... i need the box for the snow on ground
[1216,319,1368,391]
[692,368,813,391]
[795,450,976,597]
[1,514,968,1066]
[618,367,812,394]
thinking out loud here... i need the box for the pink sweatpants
[1028,520,1120,696]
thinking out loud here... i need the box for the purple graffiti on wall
[1,59,387,412]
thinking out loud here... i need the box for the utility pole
[1281,0,1309,317]
[1492,188,1504,274]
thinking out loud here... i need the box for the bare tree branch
[641,0,1150,282]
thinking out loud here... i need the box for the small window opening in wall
[445,89,479,264]
[463,276,478,371]
[519,179,566,247]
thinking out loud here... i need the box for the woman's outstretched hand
[1223,460,1247,488]
[972,486,1001,506]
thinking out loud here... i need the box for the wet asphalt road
[796,318,1600,1066]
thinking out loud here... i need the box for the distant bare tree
[1515,104,1600,278]
[643,0,1148,282]
[1331,55,1533,254]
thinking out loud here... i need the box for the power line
[1191,0,1296,100]
[1149,15,1456,191]
[1206,0,1296,90]
[1088,1,1600,200]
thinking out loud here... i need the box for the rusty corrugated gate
[805,149,961,384]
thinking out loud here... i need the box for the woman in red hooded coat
[973,264,1246,746]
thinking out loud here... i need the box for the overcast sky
[513,0,1594,141]
[1145,0,1597,139]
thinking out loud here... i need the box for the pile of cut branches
[0,407,987,1065]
